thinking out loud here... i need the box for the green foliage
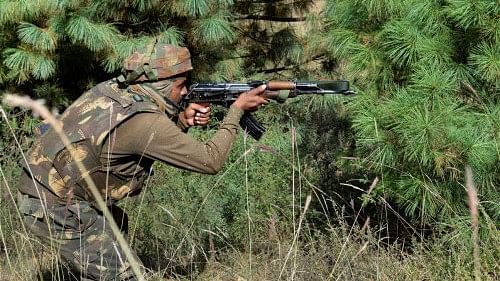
[3,47,56,81]
[158,26,184,46]
[444,0,493,30]
[0,0,317,87]
[0,1,23,25]
[0,0,496,227]
[380,20,422,68]
[469,42,500,85]
[65,16,120,51]
[325,0,499,226]
[183,0,211,16]
[193,14,235,46]
[17,22,57,51]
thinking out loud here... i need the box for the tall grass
[1,94,499,280]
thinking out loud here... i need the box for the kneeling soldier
[17,41,268,280]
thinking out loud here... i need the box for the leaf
[394,176,454,223]
[403,0,444,32]
[469,42,500,85]
[193,15,235,45]
[354,0,400,21]
[444,0,489,30]
[3,48,55,80]
[380,20,422,68]
[409,64,460,98]
[158,26,185,46]
[325,28,360,58]
[31,55,56,79]
[17,22,57,51]
[269,28,303,64]
[183,0,210,17]
[3,48,34,72]
[0,1,23,25]
[65,16,119,52]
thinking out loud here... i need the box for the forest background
[0,0,498,280]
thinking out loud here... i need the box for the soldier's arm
[106,106,243,174]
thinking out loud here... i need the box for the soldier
[17,42,268,280]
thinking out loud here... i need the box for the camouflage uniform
[17,43,243,280]
[18,188,137,281]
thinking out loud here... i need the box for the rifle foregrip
[239,112,265,140]
[268,81,295,90]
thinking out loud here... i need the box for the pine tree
[322,0,499,225]
[0,0,320,87]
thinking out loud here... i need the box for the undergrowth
[0,103,498,281]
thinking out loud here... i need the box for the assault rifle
[182,80,355,140]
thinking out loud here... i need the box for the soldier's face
[148,75,188,104]
[168,77,188,103]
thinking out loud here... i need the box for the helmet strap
[118,39,160,85]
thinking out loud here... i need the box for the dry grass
[1,94,498,281]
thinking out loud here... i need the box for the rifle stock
[182,80,355,140]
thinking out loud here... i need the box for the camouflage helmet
[118,41,193,84]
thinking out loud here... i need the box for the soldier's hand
[180,103,211,126]
[233,85,269,111]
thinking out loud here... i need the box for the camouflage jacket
[21,80,162,205]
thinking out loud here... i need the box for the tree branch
[258,65,295,73]
[236,15,307,22]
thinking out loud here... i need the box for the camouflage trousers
[18,192,145,281]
